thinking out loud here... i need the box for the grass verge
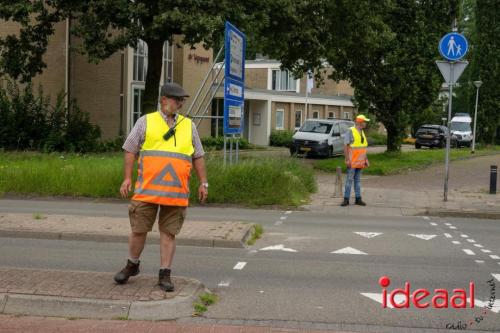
[314,146,500,176]
[0,152,316,207]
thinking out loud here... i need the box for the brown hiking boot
[114,259,140,284]
[158,268,174,292]
[355,198,367,206]
[340,198,349,207]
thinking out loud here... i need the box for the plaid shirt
[122,112,205,159]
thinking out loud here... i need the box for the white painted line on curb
[331,247,367,255]
[449,226,457,229]
[492,274,500,282]
[285,211,292,214]
[467,239,476,243]
[233,262,247,270]
[482,249,492,253]
[490,255,500,260]
[463,249,476,256]
[444,233,452,238]
[461,234,469,238]
[474,244,484,248]
[475,260,485,264]
[452,241,461,245]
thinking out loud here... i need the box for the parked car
[450,113,473,147]
[415,124,455,149]
[290,119,354,157]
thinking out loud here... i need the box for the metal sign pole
[444,63,454,202]
[236,136,239,164]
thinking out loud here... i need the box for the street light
[471,80,482,154]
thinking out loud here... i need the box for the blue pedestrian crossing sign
[439,32,468,61]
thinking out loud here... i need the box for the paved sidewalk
[305,154,500,219]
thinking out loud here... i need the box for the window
[332,124,341,136]
[132,87,143,125]
[276,109,284,130]
[344,111,351,119]
[163,41,173,84]
[295,110,302,128]
[340,122,351,134]
[272,69,297,91]
[133,40,148,82]
[312,111,319,119]
[328,111,335,119]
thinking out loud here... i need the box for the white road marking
[430,222,437,226]
[475,260,485,264]
[444,223,452,226]
[474,244,484,248]
[408,234,437,240]
[444,233,452,238]
[461,234,469,238]
[274,221,283,226]
[218,279,232,287]
[331,247,367,255]
[259,244,297,252]
[233,262,247,270]
[423,216,430,220]
[360,292,406,309]
[463,249,476,255]
[449,226,457,229]
[490,255,500,260]
[280,216,287,220]
[482,249,492,253]
[354,232,383,239]
[285,211,292,214]
[247,249,258,255]
[474,299,500,314]
[467,239,476,243]
[452,241,461,245]
[492,274,500,282]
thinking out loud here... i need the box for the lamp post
[471,80,482,154]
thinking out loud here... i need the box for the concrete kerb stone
[424,209,500,220]
[0,294,7,313]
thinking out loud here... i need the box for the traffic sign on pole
[436,60,468,84]
[439,32,468,61]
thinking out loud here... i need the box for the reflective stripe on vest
[349,127,368,169]
[132,112,194,206]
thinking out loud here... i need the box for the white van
[450,113,472,147]
[290,119,354,157]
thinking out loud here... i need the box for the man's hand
[365,159,370,168]
[198,184,208,204]
[345,160,351,168]
[120,178,133,198]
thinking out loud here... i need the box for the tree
[0,0,277,114]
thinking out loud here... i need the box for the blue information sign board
[439,32,468,61]
[224,22,246,135]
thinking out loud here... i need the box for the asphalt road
[0,201,499,332]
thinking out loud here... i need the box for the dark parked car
[415,125,455,149]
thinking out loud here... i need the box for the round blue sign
[439,32,468,61]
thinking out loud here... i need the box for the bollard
[332,166,343,198]
[490,165,497,194]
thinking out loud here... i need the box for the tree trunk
[385,122,402,152]
[142,39,164,115]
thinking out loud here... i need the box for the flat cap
[160,82,189,98]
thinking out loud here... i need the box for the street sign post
[436,32,469,202]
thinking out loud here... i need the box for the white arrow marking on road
[430,222,437,226]
[233,262,247,270]
[331,247,367,255]
[474,299,500,314]
[463,249,476,256]
[452,241,461,245]
[408,234,437,240]
[444,233,452,238]
[474,244,484,248]
[259,244,297,252]
[492,274,500,282]
[490,255,500,260]
[360,293,406,309]
[354,232,383,239]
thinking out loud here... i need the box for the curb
[424,209,500,220]
[0,229,250,248]
[0,277,205,321]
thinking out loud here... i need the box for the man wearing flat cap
[341,114,370,207]
[115,82,208,292]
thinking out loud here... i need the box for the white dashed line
[430,222,437,226]
[475,260,485,264]
[218,279,232,287]
[233,262,247,270]
[449,226,457,229]
[444,223,452,226]
[490,255,500,260]
[285,211,292,214]
[482,249,492,253]
[466,239,476,243]
[452,241,461,245]
[280,216,287,220]
[492,274,500,282]
[461,234,469,238]
[444,233,452,238]
[474,244,484,248]
[463,249,475,256]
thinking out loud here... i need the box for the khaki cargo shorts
[128,200,186,235]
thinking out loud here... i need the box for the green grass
[246,224,264,246]
[315,146,500,176]
[193,292,218,316]
[32,213,45,220]
[0,152,316,207]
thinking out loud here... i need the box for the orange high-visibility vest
[132,112,194,206]
[349,127,368,169]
